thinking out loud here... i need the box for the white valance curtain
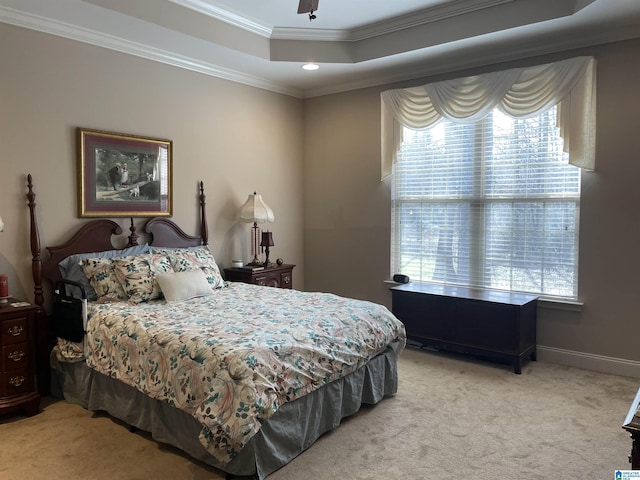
[381,56,596,180]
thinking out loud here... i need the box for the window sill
[537,297,583,312]
[384,280,583,312]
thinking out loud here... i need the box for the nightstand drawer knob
[8,350,24,362]
[9,376,25,387]
[8,325,24,337]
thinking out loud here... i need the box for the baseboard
[538,345,640,379]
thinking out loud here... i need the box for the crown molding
[349,0,514,41]
[171,0,515,43]
[301,23,640,98]
[3,1,639,99]
[167,0,271,38]
[0,5,300,97]
[271,27,350,42]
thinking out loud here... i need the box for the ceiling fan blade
[297,0,319,14]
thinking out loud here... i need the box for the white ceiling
[2,0,640,98]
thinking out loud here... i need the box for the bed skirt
[50,343,401,479]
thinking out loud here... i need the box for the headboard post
[27,174,44,307]
[199,181,208,247]
[127,218,139,247]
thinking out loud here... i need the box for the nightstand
[0,298,41,417]
[224,264,295,289]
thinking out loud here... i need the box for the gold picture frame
[77,128,172,217]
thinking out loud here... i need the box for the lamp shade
[260,231,274,247]
[239,192,274,224]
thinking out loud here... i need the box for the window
[391,105,581,299]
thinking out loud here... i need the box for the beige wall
[0,24,304,300]
[303,39,640,372]
[3,21,640,375]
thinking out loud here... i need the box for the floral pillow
[112,253,172,304]
[58,243,150,301]
[80,257,127,303]
[146,251,173,276]
[152,246,225,289]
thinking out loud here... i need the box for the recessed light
[302,63,319,71]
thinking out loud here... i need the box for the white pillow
[156,270,214,302]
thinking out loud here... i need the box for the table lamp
[260,231,275,268]
[239,192,274,266]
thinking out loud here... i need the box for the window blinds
[392,107,581,298]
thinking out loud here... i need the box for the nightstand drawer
[1,342,28,371]
[0,369,33,397]
[254,271,283,288]
[280,272,292,289]
[254,275,269,287]
[1,317,28,345]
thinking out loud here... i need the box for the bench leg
[513,358,522,374]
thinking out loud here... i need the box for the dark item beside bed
[26,174,403,479]
[52,280,86,343]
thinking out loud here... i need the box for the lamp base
[262,245,273,269]
[246,255,263,267]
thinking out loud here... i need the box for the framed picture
[77,128,172,217]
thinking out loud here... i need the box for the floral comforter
[62,282,406,463]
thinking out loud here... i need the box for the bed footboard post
[27,174,44,307]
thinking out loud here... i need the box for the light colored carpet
[1,347,637,479]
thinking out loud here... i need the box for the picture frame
[77,128,172,217]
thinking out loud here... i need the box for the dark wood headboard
[27,174,208,309]
[144,181,208,248]
[42,220,123,286]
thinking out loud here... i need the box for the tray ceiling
[2,0,640,97]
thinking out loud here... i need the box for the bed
[25,175,406,479]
